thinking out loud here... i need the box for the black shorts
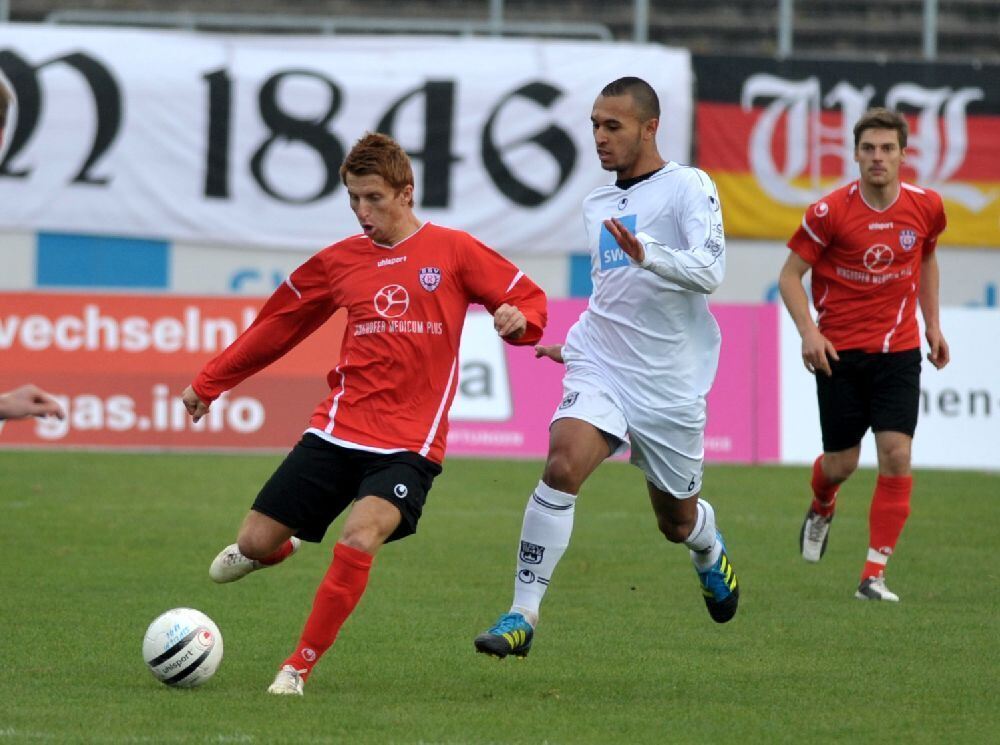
[252,433,442,544]
[815,348,921,452]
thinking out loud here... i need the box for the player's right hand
[0,384,65,421]
[181,385,210,423]
[801,329,838,376]
[534,344,565,364]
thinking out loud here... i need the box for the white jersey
[564,162,726,406]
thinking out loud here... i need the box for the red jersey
[788,180,946,353]
[193,223,547,463]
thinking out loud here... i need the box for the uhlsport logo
[393,483,408,499]
[899,229,917,251]
[373,284,409,318]
[419,267,442,292]
[300,648,317,662]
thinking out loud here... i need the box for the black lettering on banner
[459,361,493,398]
[377,80,460,208]
[250,70,345,204]
[0,50,121,184]
[481,82,576,207]
[202,68,233,199]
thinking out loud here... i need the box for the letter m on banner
[0,49,122,185]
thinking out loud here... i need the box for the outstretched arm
[188,255,337,411]
[534,343,564,364]
[0,384,66,421]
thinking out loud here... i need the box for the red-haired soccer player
[183,133,547,695]
[779,108,950,602]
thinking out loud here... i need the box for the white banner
[0,26,692,254]
[780,308,1000,470]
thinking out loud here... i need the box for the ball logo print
[863,244,894,273]
[373,284,409,318]
[142,607,223,688]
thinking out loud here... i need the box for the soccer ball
[142,608,223,688]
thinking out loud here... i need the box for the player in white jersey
[475,77,740,659]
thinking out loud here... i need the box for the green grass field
[1,451,997,744]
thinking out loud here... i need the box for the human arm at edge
[918,251,949,369]
[0,384,66,421]
[778,251,839,376]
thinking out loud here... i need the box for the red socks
[282,542,373,679]
[862,474,912,579]
[258,539,296,566]
[810,455,839,517]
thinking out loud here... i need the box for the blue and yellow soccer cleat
[474,612,534,658]
[695,531,740,624]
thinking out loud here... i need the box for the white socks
[510,480,577,627]
[686,498,721,570]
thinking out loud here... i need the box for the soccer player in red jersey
[779,108,950,602]
[182,132,547,695]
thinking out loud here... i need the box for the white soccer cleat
[855,574,899,602]
[800,510,833,563]
[209,537,300,584]
[267,665,306,696]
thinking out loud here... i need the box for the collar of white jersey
[598,162,682,193]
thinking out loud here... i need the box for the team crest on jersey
[899,229,917,251]
[520,541,545,565]
[419,267,442,292]
[558,392,579,410]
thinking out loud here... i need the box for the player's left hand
[925,327,950,370]
[493,303,527,340]
[603,217,645,263]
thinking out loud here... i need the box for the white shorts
[551,361,706,497]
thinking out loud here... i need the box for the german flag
[693,55,1000,248]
